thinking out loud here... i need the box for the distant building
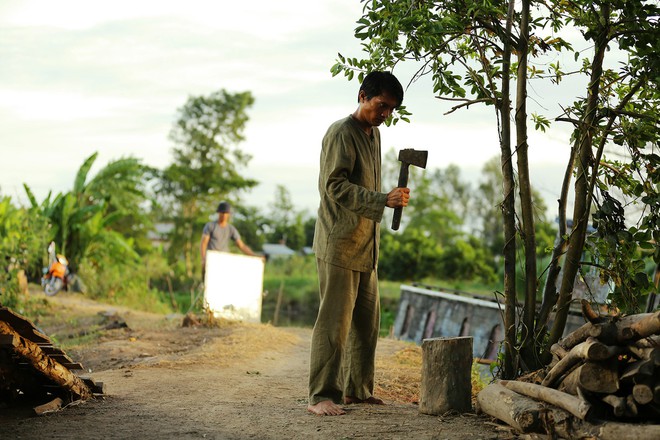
[262,243,296,260]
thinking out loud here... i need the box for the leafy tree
[24,152,150,274]
[379,154,498,283]
[539,1,659,358]
[158,90,257,276]
[333,0,659,377]
[439,236,497,283]
[405,166,469,245]
[266,185,306,251]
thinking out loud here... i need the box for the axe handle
[391,164,410,230]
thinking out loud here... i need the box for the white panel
[204,251,264,323]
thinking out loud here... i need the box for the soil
[1,290,513,440]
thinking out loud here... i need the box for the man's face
[359,90,399,127]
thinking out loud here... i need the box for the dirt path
[1,291,505,439]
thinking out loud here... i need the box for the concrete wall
[392,284,584,360]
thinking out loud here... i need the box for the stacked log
[478,307,660,438]
[543,308,660,421]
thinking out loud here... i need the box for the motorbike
[41,242,71,296]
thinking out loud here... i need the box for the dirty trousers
[308,258,380,405]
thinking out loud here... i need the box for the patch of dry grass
[376,345,423,403]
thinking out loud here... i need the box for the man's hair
[358,71,404,107]
[216,201,231,213]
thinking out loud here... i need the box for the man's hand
[386,187,410,208]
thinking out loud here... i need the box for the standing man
[200,201,259,278]
[308,71,410,416]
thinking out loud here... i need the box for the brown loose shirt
[312,115,388,272]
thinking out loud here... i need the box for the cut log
[634,334,659,348]
[628,345,660,365]
[542,338,617,388]
[544,408,660,440]
[626,311,660,342]
[501,380,592,420]
[550,343,568,360]
[33,397,63,415]
[476,383,542,433]
[592,421,660,440]
[601,395,626,417]
[578,361,620,394]
[633,383,654,405]
[620,359,654,382]
[558,322,599,350]
[542,345,583,388]
[594,312,660,345]
[557,365,581,395]
[557,360,619,395]
[419,336,472,415]
[0,321,92,400]
[626,395,639,417]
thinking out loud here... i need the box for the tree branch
[436,97,493,114]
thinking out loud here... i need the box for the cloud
[0,0,576,216]
[0,89,136,121]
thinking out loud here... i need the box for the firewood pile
[0,306,104,415]
[478,305,660,439]
[543,304,659,421]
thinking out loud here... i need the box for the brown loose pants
[308,258,380,405]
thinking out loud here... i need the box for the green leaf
[74,152,98,195]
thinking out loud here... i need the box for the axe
[391,148,428,230]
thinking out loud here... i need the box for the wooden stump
[419,336,473,415]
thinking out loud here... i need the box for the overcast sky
[1,0,583,215]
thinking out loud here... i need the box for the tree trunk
[419,337,473,415]
[548,4,611,349]
[515,0,538,372]
[537,143,576,336]
[500,0,518,381]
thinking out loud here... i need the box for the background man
[200,201,259,278]
[308,71,410,416]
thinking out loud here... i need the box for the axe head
[398,148,428,169]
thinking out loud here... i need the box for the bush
[77,254,173,314]
[0,197,50,309]
[379,229,443,281]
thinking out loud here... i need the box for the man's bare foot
[344,396,385,405]
[307,400,346,416]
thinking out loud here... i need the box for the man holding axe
[308,71,426,416]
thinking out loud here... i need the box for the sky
[0,0,584,216]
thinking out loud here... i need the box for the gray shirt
[202,222,241,252]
